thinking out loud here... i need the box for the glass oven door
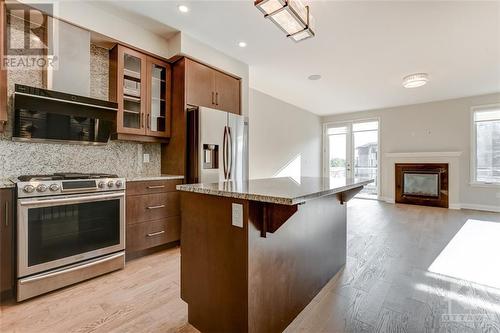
[17,192,125,277]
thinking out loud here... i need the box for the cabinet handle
[147,185,165,189]
[215,92,219,105]
[147,204,165,210]
[147,114,150,130]
[147,230,165,237]
[4,201,7,227]
[212,91,215,105]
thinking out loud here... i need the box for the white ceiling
[93,1,500,116]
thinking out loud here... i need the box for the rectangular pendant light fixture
[255,0,315,42]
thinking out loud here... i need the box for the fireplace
[395,163,449,208]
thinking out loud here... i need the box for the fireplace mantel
[385,152,462,158]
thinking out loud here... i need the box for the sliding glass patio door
[324,120,379,197]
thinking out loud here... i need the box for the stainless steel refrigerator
[187,107,248,184]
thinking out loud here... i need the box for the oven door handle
[18,192,125,207]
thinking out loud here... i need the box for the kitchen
[2,1,500,332]
[0,1,369,331]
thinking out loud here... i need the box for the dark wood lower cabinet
[126,217,180,252]
[126,192,179,223]
[125,180,181,257]
[0,188,14,300]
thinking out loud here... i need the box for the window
[472,105,500,185]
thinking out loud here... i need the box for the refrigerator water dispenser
[203,144,219,169]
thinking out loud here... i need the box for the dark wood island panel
[180,189,354,333]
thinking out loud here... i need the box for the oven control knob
[49,184,60,192]
[115,180,123,188]
[98,181,106,189]
[37,184,48,192]
[107,181,114,188]
[23,185,35,193]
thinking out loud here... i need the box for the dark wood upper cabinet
[110,45,171,142]
[161,57,242,176]
[110,45,147,136]
[185,58,214,109]
[146,57,171,137]
[0,188,14,299]
[214,70,240,114]
[185,58,241,115]
[0,0,7,133]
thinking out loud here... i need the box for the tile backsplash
[0,139,160,179]
[0,43,162,179]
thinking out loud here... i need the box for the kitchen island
[177,177,373,333]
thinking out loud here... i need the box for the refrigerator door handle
[227,127,233,179]
[223,126,228,180]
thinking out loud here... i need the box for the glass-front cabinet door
[146,58,171,137]
[117,46,147,136]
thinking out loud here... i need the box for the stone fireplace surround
[383,152,462,209]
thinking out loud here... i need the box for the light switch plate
[232,203,243,228]
[143,153,150,163]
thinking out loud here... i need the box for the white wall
[249,89,322,179]
[22,0,171,58]
[323,93,500,211]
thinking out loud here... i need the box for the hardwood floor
[1,199,500,333]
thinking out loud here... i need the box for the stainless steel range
[16,173,126,301]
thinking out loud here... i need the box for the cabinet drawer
[126,217,180,252]
[126,179,182,196]
[127,192,179,224]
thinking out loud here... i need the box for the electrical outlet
[143,153,150,163]
[232,203,243,228]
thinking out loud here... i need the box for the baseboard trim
[459,203,500,213]
[377,198,499,213]
[378,197,395,204]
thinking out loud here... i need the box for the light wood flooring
[2,199,500,333]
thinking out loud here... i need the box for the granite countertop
[0,179,15,189]
[176,177,373,205]
[126,174,184,182]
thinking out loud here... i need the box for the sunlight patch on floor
[428,219,500,290]
[414,283,500,314]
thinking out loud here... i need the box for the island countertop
[176,177,373,205]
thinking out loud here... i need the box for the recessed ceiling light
[238,41,247,48]
[178,5,189,13]
[403,73,429,88]
[308,74,321,81]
